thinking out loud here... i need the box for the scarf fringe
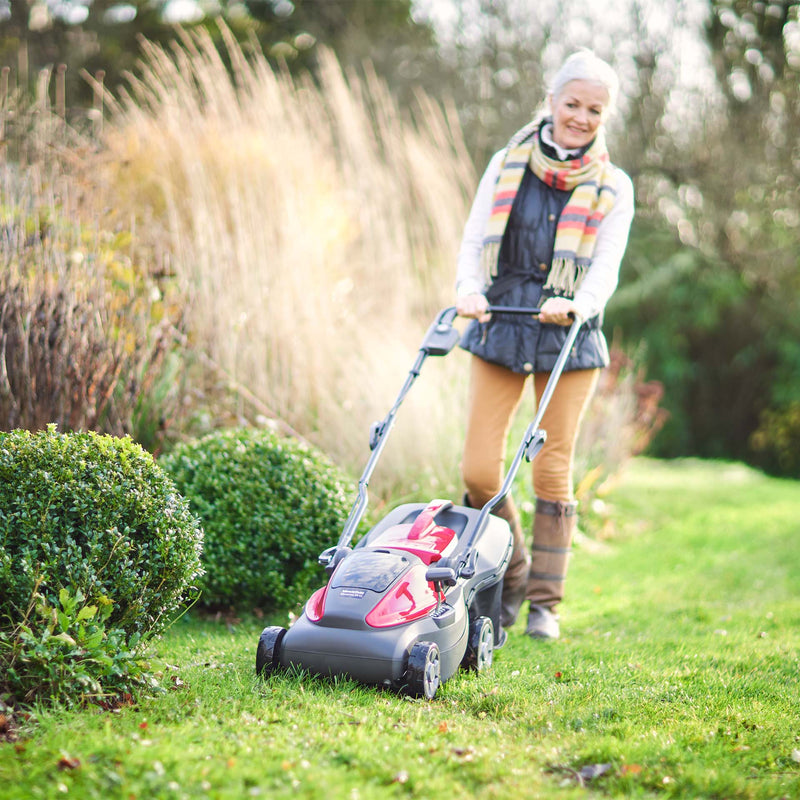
[543,258,589,298]
[481,242,501,281]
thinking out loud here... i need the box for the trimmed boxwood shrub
[0,426,204,639]
[160,427,352,611]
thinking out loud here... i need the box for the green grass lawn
[2,458,799,799]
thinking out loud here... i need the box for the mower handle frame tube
[319,307,461,571]
[437,308,584,581]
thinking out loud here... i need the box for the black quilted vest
[460,164,610,374]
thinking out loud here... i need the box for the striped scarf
[480,118,618,298]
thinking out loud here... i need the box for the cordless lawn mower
[256,306,583,699]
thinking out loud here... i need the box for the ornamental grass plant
[86,24,477,500]
[0,112,184,452]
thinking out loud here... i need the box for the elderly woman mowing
[455,50,635,640]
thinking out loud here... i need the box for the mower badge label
[340,588,367,599]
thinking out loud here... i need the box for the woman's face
[549,80,609,150]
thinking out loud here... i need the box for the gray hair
[549,50,619,115]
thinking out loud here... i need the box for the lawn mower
[256,306,583,699]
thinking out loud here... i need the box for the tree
[0,0,439,119]
[607,0,800,473]
[0,1,182,117]
[415,0,568,166]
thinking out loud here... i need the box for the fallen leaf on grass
[0,713,18,744]
[94,693,136,712]
[451,747,476,762]
[553,670,577,682]
[621,764,642,775]
[57,755,81,771]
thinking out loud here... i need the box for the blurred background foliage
[2,0,799,483]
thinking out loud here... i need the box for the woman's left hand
[539,297,581,326]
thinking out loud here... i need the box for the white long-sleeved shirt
[455,147,635,321]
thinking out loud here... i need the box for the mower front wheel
[406,641,441,700]
[463,616,494,672]
[255,626,287,677]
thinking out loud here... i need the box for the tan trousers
[461,355,599,505]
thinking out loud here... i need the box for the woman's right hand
[456,293,491,322]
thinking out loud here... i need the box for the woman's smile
[550,79,609,150]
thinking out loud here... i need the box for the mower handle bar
[436,312,584,581]
[320,306,461,569]
[320,305,580,573]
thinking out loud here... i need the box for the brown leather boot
[525,498,577,640]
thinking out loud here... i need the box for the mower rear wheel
[463,616,494,672]
[255,626,287,677]
[406,641,441,699]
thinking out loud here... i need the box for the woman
[456,50,634,640]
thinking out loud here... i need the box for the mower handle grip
[487,305,581,321]
[487,305,542,315]
[446,304,580,320]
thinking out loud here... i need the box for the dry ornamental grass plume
[0,144,177,446]
[87,22,477,495]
